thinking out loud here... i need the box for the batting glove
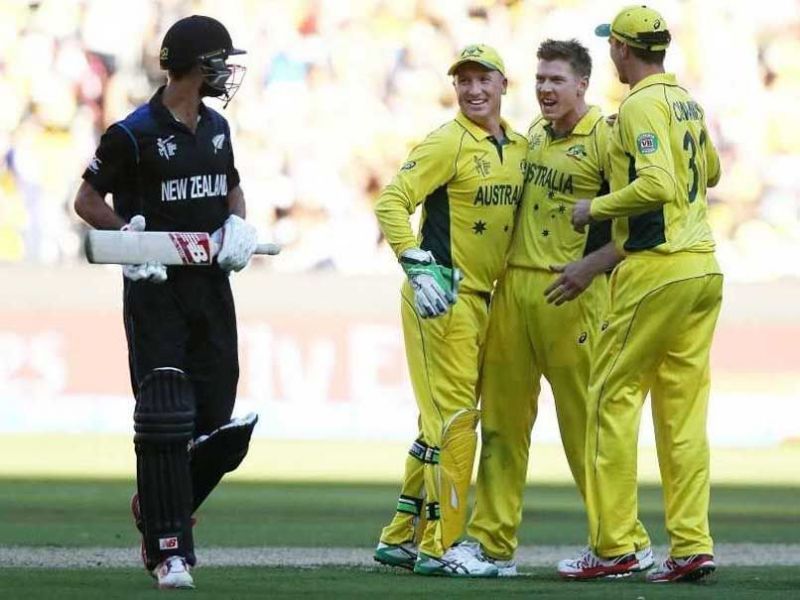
[216,214,258,272]
[121,215,168,283]
[400,248,462,319]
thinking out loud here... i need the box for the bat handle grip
[255,243,281,256]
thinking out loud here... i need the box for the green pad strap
[426,501,441,521]
[409,439,440,464]
[396,495,424,516]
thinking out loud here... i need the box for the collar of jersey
[544,105,603,139]
[628,72,678,96]
[455,112,516,143]
[149,85,210,130]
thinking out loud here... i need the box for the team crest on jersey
[637,132,659,154]
[212,133,225,154]
[473,152,491,178]
[566,144,587,160]
[401,160,416,171]
[87,154,102,174]
[157,135,177,160]
[529,133,543,149]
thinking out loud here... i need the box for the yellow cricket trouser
[467,267,650,560]
[379,282,489,557]
[586,252,723,558]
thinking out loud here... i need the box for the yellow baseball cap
[595,5,671,51]
[447,44,506,76]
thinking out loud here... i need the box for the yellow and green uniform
[585,73,723,558]
[467,107,649,560]
[374,112,527,558]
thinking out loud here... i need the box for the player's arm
[703,123,721,188]
[545,241,621,306]
[590,99,678,220]
[74,126,133,230]
[217,133,257,272]
[374,129,457,258]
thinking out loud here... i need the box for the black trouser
[124,267,239,568]
[123,267,239,436]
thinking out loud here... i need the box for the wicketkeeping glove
[400,248,462,319]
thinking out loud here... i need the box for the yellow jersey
[508,106,612,270]
[591,73,721,255]
[375,112,527,294]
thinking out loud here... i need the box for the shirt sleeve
[81,124,137,197]
[373,128,459,258]
[591,97,678,220]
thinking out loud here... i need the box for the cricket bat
[85,230,281,265]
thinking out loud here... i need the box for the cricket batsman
[74,16,259,589]
[460,39,651,575]
[559,5,723,582]
[372,44,527,577]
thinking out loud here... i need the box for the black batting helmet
[159,15,246,106]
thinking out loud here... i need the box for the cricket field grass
[0,479,798,598]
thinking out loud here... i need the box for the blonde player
[559,6,722,582]
[461,39,651,575]
[372,44,527,577]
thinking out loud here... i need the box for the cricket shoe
[131,493,196,571]
[153,555,195,589]
[558,545,653,574]
[634,546,655,571]
[646,554,716,583]
[373,541,417,570]
[413,544,499,577]
[557,547,639,579]
[456,541,517,576]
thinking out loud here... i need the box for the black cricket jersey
[83,86,240,234]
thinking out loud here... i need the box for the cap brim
[230,47,246,56]
[595,24,611,38]
[447,59,501,76]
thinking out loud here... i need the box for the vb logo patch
[637,132,659,154]
[159,536,179,550]
[566,144,587,160]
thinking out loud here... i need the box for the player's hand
[545,260,596,305]
[216,214,258,272]
[400,248,461,319]
[571,199,593,233]
[121,215,168,283]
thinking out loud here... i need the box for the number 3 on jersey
[682,129,707,204]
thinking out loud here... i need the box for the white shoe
[153,555,195,589]
[635,546,655,571]
[413,544,498,577]
[457,541,517,576]
[374,541,417,570]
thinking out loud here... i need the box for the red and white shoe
[557,547,640,579]
[647,554,716,583]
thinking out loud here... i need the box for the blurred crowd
[0,0,798,281]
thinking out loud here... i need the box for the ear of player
[400,248,463,319]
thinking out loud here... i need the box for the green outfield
[0,479,798,598]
